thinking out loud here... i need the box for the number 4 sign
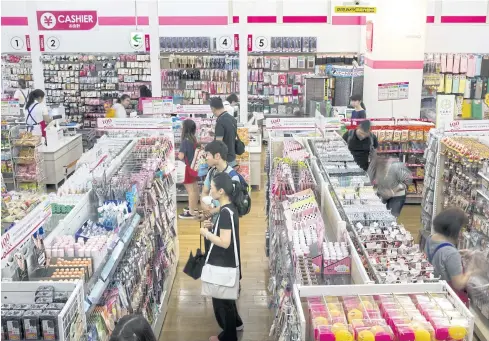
[216,35,238,51]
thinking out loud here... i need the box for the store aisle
[160,181,273,341]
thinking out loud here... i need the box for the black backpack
[209,167,251,216]
[229,169,251,216]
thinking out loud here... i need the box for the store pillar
[362,0,428,118]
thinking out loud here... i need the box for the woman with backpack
[200,172,244,341]
[178,119,199,219]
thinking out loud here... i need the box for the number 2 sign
[39,35,60,51]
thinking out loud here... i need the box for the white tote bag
[201,207,240,300]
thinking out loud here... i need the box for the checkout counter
[41,109,83,188]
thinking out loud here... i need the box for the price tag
[46,36,60,50]
[254,36,269,51]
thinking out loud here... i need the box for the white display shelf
[471,305,489,341]
[152,259,178,338]
[2,281,86,341]
[294,282,475,341]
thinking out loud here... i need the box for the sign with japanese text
[37,11,98,31]
[97,118,172,131]
[444,119,489,132]
[378,82,409,101]
[436,94,455,128]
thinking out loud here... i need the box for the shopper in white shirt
[13,79,30,109]
[25,89,50,137]
[112,94,131,118]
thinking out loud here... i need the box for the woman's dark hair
[433,207,468,241]
[139,85,152,98]
[117,94,130,104]
[226,93,238,104]
[212,172,243,208]
[25,89,45,110]
[18,79,26,89]
[350,94,366,110]
[182,119,196,143]
[109,315,156,341]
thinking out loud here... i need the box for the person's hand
[203,220,213,230]
[199,227,208,237]
[459,249,475,257]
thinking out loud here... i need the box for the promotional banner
[97,117,172,130]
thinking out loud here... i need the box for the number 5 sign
[248,35,270,52]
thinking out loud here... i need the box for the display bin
[293,282,475,341]
[1,280,86,341]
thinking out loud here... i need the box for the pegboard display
[1,54,34,99]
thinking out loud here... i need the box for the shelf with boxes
[41,53,151,127]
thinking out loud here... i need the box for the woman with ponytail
[200,172,243,341]
[25,89,50,137]
[350,94,367,119]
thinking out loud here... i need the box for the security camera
[355,1,361,5]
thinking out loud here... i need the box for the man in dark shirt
[343,120,378,171]
[210,97,238,167]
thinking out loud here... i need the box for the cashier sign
[37,11,98,30]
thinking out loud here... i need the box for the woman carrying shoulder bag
[200,172,243,341]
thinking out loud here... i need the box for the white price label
[46,36,60,50]
[254,36,269,51]
[10,36,24,50]
[218,36,233,51]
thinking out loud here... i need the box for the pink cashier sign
[37,11,98,30]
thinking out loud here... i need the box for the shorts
[183,166,197,184]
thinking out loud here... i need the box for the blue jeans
[386,195,406,217]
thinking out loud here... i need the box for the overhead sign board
[37,11,98,30]
[334,6,377,14]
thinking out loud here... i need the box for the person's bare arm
[201,228,231,249]
[451,271,472,291]
[177,152,185,160]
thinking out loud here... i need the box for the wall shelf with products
[1,54,34,99]
[41,53,151,127]
[421,53,489,123]
[421,131,489,340]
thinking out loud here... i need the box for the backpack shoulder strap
[428,241,454,264]
[347,129,354,143]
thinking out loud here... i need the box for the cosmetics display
[307,133,435,284]
[308,290,471,341]
[247,55,314,116]
[421,53,489,122]
[161,54,239,105]
[343,120,434,204]
[1,126,178,339]
[41,53,151,125]
[1,122,15,189]
[1,54,34,98]
[1,282,85,341]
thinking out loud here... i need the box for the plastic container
[40,309,61,340]
[22,310,43,340]
[4,310,24,340]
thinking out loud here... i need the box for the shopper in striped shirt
[376,159,412,217]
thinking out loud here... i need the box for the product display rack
[160,52,239,105]
[344,118,434,204]
[294,282,475,341]
[421,53,489,122]
[1,120,179,340]
[1,54,34,98]
[1,122,16,189]
[41,53,151,126]
[422,130,489,340]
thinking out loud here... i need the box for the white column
[148,0,162,97]
[27,2,44,92]
[362,0,428,118]
[238,14,248,123]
